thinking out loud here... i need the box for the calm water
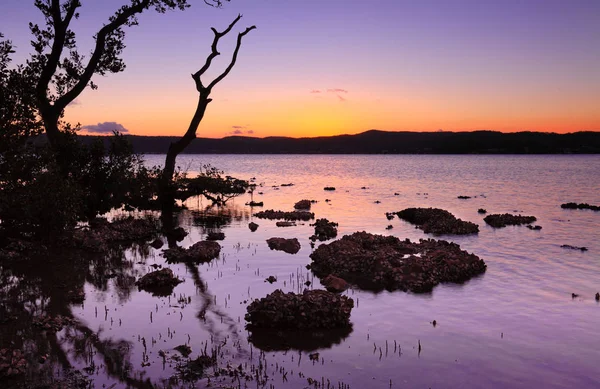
[9,155,600,388]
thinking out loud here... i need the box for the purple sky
[2,0,599,137]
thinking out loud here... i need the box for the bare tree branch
[208,25,256,90]
[55,0,151,110]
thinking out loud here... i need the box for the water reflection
[248,326,353,352]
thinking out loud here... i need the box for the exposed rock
[324,187,336,191]
[457,196,471,199]
[561,202,600,211]
[151,238,164,249]
[136,268,183,296]
[281,183,294,187]
[265,276,277,284]
[484,213,537,228]
[596,293,599,301]
[246,201,264,207]
[310,232,486,293]
[163,241,221,263]
[276,221,296,227]
[245,289,354,330]
[310,219,338,241]
[386,225,393,230]
[478,208,487,214]
[254,209,314,221]
[249,222,259,232]
[322,275,348,293]
[206,232,225,241]
[526,225,542,230]
[294,199,313,210]
[560,244,588,252]
[385,212,395,220]
[396,207,479,235]
[267,237,301,254]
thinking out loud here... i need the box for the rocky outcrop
[310,219,338,241]
[163,241,221,263]
[245,289,354,330]
[136,268,183,296]
[561,202,600,211]
[395,208,479,235]
[267,237,301,254]
[483,213,537,228]
[310,232,486,293]
[254,210,314,221]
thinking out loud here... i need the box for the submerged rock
[396,207,479,235]
[484,213,537,228]
[248,222,259,232]
[245,289,354,330]
[254,209,314,221]
[310,232,486,293]
[310,219,338,241]
[561,202,600,211]
[267,237,301,254]
[526,225,542,230]
[163,241,221,263]
[136,268,183,296]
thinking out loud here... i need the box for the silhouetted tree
[27,0,226,154]
[160,14,255,209]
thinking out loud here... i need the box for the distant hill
[82,130,600,154]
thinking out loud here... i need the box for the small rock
[294,200,312,210]
[572,293,579,298]
[483,214,537,228]
[267,237,301,254]
[561,244,588,251]
[265,276,277,284]
[249,222,259,232]
[526,225,542,230]
[276,221,296,227]
[385,225,393,230]
[324,187,336,191]
[457,196,471,199]
[595,293,599,301]
[477,208,487,214]
[309,352,319,361]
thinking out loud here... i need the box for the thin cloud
[337,94,347,102]
[81,121,129,134]
[310,89,322,93]
[232,125,247,129]
[327,88,348,94]
[231,129,243,135]
[246,130,254,134]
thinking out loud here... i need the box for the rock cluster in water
[310,231,486,293]
[266,237,301,254]
[245,289,354,330]
[254,209,314,221]
[70,217,159,252]
[560,202,600,211]
[136,268,183,296]
[310,218,339,241]
[162,241,221,263]
[395,208,479,235]
[483,213,537,228]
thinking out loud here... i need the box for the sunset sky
[2,0,600,138]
